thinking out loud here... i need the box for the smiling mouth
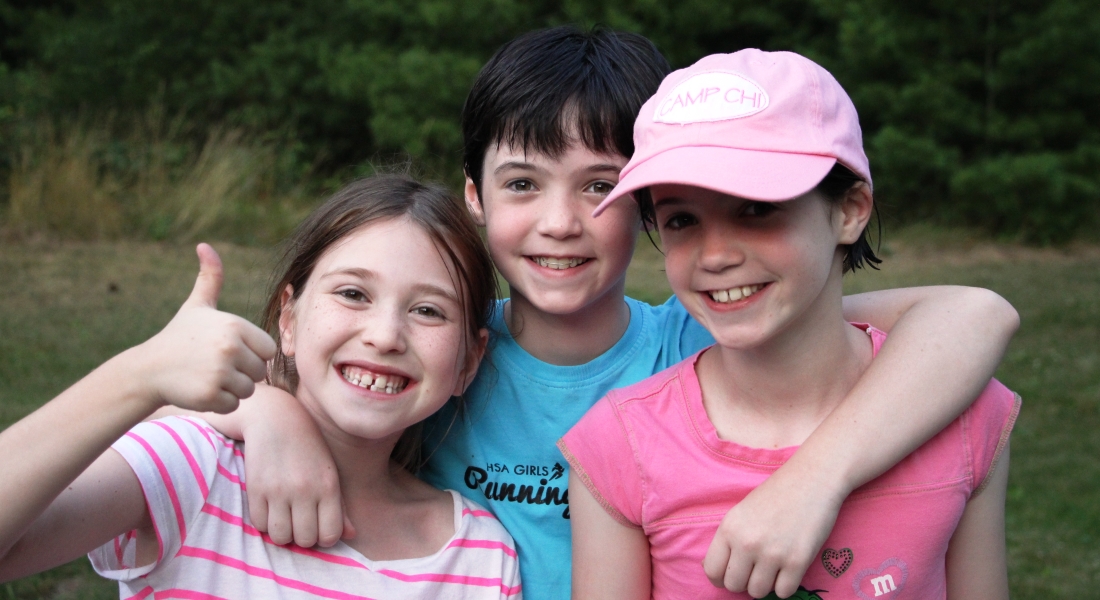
[707,284,765,303]
[341,365,409,394]
[531,256,589,270]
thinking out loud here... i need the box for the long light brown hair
[261,174,496,470]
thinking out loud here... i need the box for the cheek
[593,207,641,266]
[483,205,528,249]
[660,240,695,294]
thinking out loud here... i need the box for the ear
[836,182,874,245]
[278,284,297,357]
[464,174,486,226]
[452,327,489,396]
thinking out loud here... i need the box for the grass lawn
[1,234,1098,598]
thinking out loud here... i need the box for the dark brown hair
[462,25,670,196]
[261,174,497,471]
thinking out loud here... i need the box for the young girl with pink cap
[561,49,1017,600]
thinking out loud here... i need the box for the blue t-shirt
[420,296,713,600]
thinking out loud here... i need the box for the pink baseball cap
[593,49,871,216]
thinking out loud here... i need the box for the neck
[698,275,873,448]
[307,414,408,503]
[504,279,631,366]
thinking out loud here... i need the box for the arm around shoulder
[701,286,1019,597]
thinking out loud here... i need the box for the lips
[340,365,409,394]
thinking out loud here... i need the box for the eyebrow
[584,163,625,174]
[492,161,623,177]
[320,268,460,303]
[653,196,689,209]
[493,160,542,176]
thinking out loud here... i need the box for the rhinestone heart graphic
[821,547,854,578]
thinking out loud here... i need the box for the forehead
[311,218,459,293]
[482,139,628,175]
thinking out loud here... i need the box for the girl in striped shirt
[0,174,521,599]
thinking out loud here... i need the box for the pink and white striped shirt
[89,416,522,599]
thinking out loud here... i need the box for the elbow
[961,287,1019,340]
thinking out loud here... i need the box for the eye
[585,180,616,196]
[661,212,698,231]
[506,179,536,193]
[336,288,367,302]
[413,305,445,319]
[742,202,779,217]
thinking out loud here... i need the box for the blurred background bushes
[0,0,1097,244]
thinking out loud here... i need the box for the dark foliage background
[1,0,1098,242]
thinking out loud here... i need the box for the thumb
[185,243,224,309]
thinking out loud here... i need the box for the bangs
[462,26,670,185]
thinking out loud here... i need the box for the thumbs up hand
[134,244,277,414]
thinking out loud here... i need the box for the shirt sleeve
[964,379,1021,497]
[500,540,522,600]
[558,395,645,527]
[88,416,222,580]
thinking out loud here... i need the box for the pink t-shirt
[90,416,522,599]
[559,326,1019,600]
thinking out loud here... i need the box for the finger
[249,494,271,533]
[267,501,293,545]
[317,493,345,548]
[745,561,780,599]
[291,500,320,548]
[210,390,241,415]
[721,556,753,594]
[185,243,224,309]
[232,342,270,385]
[774,557,813,599]
[703,536,734,587]
[239,321,278,363]
[222,372,257,406]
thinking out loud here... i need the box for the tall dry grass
[2,112,312,244]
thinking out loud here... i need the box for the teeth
[534,257,588,270]
[341,366,408,395]
[708,284,764,304]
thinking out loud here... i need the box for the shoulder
[453,492,518,551]
[630,295,713,360]
[456,493,508,530]
[114,416,229,471]
[606,352,696,409]
[962,379,1020,494]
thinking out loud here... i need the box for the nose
[359,305,407,354]
[697,221,745,273]
[535,188,583,239]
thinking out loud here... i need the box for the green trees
[2,0,1097,241]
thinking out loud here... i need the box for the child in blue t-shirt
[205,27,1019,600]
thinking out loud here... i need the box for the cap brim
[593,146,837,217]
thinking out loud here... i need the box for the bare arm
[0,446,151,580]
[946,443,1010,600]
[704,285,1018,597]
[830,286,1018,488]
[569,470,651,600]
[0,245,274,578]
[195,383,347,547]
